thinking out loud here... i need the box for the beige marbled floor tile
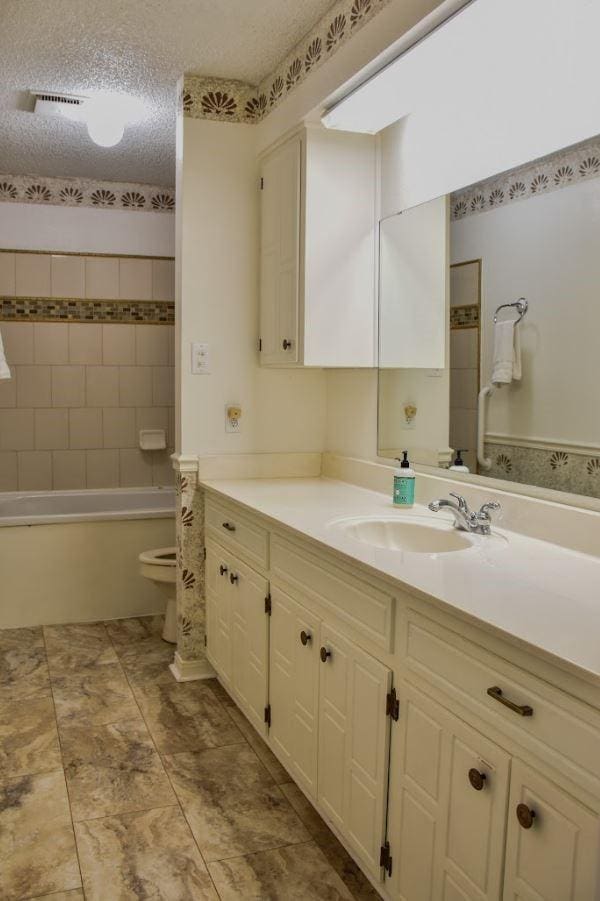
[0,695,61,777]
[0,627,51,702]
[134,680,243,754]
[208,841,353,900]
[105,615,165,645]
[75,806,218,901]
[227,705,290,785]
[52,663,140,727]
[44,623,118,676]
[29,892,84,900]
[60,719,176,821]
[0,770,81,901]
[164,744,309,862]
[204,676,236,708]
[280,782,381,901]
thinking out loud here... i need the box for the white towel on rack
[0,329,10,380]
[491,320,521,385]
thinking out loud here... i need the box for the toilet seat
[139,546,177,567]
[139,546,177,643]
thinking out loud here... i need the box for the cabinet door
[259,136,301,365]
[503,759,600,901]
[229,554,269,736]
[269,586,320,797]
[387,683,510,901]
[317,621,392,879]
[205,546,233,689]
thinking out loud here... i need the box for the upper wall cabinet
[259,126,377,368]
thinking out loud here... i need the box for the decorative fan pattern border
[0,174,175,213]
[182,0,391,123]
[485,441,600,499]
[451,136,600,221]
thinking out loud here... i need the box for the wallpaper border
[0,174,175,213]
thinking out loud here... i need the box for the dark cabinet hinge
[264,704,271,727]
[386,687,399,721]
[204,634,207,647]
[380,841,392,877]
[260,177,264,190]
[264,594,272,615]
[258,337,262,352]
[203,546,207,561]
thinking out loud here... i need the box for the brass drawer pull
[468,768,486,791]
[282,339,292,350]
[219,564,228,576]
[222,522,236,532]
[320,646,331,663]
[229,572,239,585]
[300,630,312,646]
[487,686,533,717]
[516,803,536,829]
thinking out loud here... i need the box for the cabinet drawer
[405,611,600,786]
[271,535,393,651]
[206,499,269,570]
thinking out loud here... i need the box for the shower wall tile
[0,252,16,295]
[35,409,69,451]
[119,258,152,301]
[86,366,120,407]
[68,324,102,365]
[136,324,169,365]
[102,325,135,365]
[85,258,119,300]
[18,450,52,490]
[103,407,136,449]
[152,366,174,406]
[119,366,152,407]
[17,365,52,408]
[119,448,153,487]
[69,408,103,450]
[0,409,34,450]
[0,451,17,490]
[0,368,17,406]
[53,450,87,490]
[152,259,175,301]
[52,366,86,408]
[86,449,120,489]
[51,255,85,298]
[1,322,34,364]
[34,323,70,364]
[15,253,51,297]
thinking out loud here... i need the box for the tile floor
[0,616,380,900]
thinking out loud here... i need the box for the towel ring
[493,297,528,324]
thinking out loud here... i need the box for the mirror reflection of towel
[0,330,10,380]
[492,320,521,385]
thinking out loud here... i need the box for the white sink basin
[334,515,476,554]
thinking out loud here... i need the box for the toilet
[139,547,177,643]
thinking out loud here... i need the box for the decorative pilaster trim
[181,0,392,123]
[171,454,199,473]
[169,651,215,682]
[0,174,174,213]
[451,136,600,221]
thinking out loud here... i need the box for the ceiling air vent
[31,91,86,119]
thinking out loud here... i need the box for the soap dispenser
[393,451,415,507]
[449,449,470,473]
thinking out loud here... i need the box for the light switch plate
[191,342,210,374]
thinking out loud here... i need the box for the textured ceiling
[0,0,336,186]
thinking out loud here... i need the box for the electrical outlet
[191,342,210,374]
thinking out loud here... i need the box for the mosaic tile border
[451,135,600,221]
[0,296,174,324]
[182,0,391,123]
[0,174,175,213]
[485,441,600,500]
[450,304,479,329]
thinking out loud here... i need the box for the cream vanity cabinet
[259,125,377,367]
[205,492,600,900]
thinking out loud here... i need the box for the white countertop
[201,477,600,684]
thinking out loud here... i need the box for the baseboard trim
[169,651,215,682]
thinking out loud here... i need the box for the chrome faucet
[428,493,500,535]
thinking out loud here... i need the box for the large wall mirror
[378,134,600,502]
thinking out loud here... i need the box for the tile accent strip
[485,441,600,499]
[451,135,600,221]
[0,296,174,324]
[182,0,391,123]
[450,304,479,329]
[0,174,175,213]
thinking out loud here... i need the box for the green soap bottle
[393,451,415,507]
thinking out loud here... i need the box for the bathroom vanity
[202,476,600,901]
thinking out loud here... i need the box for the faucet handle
[478,501,501,519]
[449,492,469,513]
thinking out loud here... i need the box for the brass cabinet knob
[516,803,536,829]
[222,521,236,532]
[282,339,292,350]
[320,646,331,663]
[300,630,312,646]
[229,572,239,585]
[468,768,487,791]
[219,565,228,576]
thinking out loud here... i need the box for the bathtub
[0,488,176,628]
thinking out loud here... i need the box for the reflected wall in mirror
[378,134,600,500]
